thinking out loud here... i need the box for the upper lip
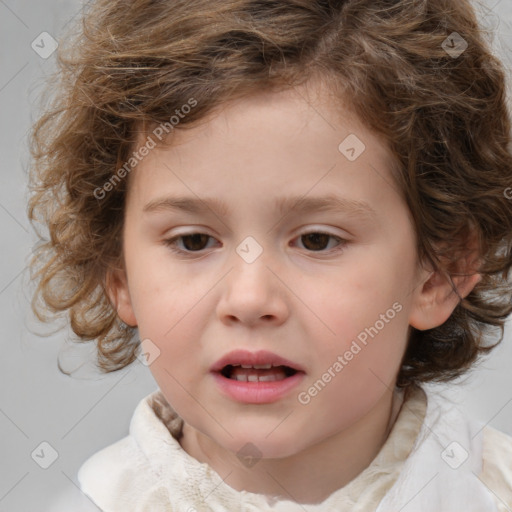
[210,349,305,373]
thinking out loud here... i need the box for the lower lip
[211,371,305,404]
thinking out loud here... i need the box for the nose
[216,252,289,328]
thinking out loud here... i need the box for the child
[29,0,512,510]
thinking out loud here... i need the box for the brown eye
[292,231,348,255]
[163,231,347,257]
[300,233,331,251]
[163,233,218,254]
[180,234,211,251]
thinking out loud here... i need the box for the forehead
[133,78,393,157]
[127,82,400,211]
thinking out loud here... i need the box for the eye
[163,233,219,254]
[163,230,348,256]
[293,231,347,254]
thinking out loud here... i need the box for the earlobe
[105,268,137,327]
[409,268,481,331]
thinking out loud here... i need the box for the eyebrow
[143,194,378,222]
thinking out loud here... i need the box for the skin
[108,79,481,505]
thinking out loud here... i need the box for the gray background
[0,1,511,510]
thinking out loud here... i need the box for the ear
[105,267,137,327]
[409,234,482,331]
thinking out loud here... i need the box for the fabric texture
[68,385,512,512]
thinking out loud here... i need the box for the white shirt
[48,385,512,511]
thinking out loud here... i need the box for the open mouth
[220,364,298,382]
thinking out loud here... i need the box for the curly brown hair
[28,0,512,387]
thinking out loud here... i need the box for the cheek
[124,275,202,385]
[125,243,196,331]
[305,264,407,338]
[127,258,214,357]
[137,291,210,412]
[300,255,412,385]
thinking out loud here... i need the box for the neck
[180,387,404,505]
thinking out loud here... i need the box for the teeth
[233,373,278,382]
[257,373,278,382]
[229,365,288,382]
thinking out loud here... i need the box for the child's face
[112,82,432,459]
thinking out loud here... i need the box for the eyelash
[163,231,348,257]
